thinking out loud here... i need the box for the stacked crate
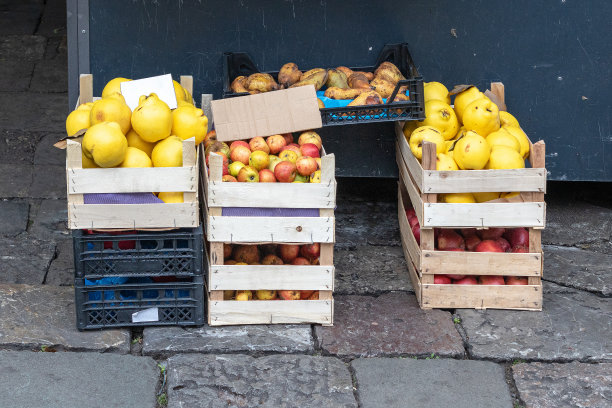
[201,150,336,325]
[395,95,547,310]
[67,74,205,329]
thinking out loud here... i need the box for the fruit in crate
[230,145,251,165]
[486,146,525,169]
[222,175,237,182]
[278,63,302,88]
[434,275,452,284]
[452,131,491,170]
[477,228,505,240]
[310,170,321,183]
[505,276,528,285]
[274,161,297,182]
[237,166,259,182]
[436,153,458,171]
[495,237,511,252]
[255,290,277,300]
[504,228,529,248]
[453,86,486,124]
[462,98,500,137]
[437,229,465,250]
[101,77,131,98]
[298,131,322,150]
[228,161,245,177]
[486,128,521,153]
[157,192,183,203]
[479,276,505,285]
[261,254,283,265]
[300,243,320,261]
[454,276,478,285]
[82,122,128,168]
[409,126,445,160]
[152,135,183,167]
[130,93,172,142]
[258,169,276,182]
[90,93,132,135]
[65,102,93,136]
[249,151,270,171]
[233,245,260,264]
[474,240,504,252]
[126,130,155,157]
[171,105,208,145]
[81,152,98,168]
[473,192,501,203]
[499,111,520,127]
[279,149,299,164]
[278,290,301,300]
[300,143,320,158]
[291,257,311,265]
[205,141,231,160]
[224,244,233,259]
[266,134,287,154]
[279,244,300,263]
[442,193,476,203]
[424,82,450,104]
[120,147,152,168]
[502,125,530,159]
[235,290,253,301]
[416,100,459,140]
[296,156,318,176]
[268,155,282,172]
[249,136,270,153]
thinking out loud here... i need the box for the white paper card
[132,307,160,323]
[120,74,178,111]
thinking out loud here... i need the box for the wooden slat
[396,148,424,225]
[68,167,197,193]
[79,74,93,104]
[208,182,336,208]
[422,202,546,228]
[207,216,334,244]
[182,138,198,206]
[396,121,424,192]
[208,299,333,325]
[397,186,421,271]
[421,284,542,310]
[419,142,437,285]
[404,250,423,306]
[66,140,84,208]
[422,168,546,194]
[421,250,542,276]
[69,203,198,229]
[179,75,193,99]
[208,265,334,290]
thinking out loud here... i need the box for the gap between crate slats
[208,299,333,325]
[208,265,334,290]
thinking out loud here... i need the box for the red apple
[237,165,259,182]
[474,240,504,252]
[279,244,300,263]
[460,228,478,238]
[298,131,322,149]
[222,174,237,182]
[434,275,452,284]
[278,290,301,300]
[479,275,506,285]
[206,152,229,169]
[266,134,287,154]
[308,291,319,300]
[281,143,302,157]
[233,245,260,264]
[477,228,506,240]
[512,246,529,253]
[223,243,233,259]
[300,243,320,260]
[406,208,416,219]
[282,133,294,145]
[411,224,421,244]
[230,145,251,165]
[258,169,276,183]
[295,156,318,176]
[437,229,465,250]
[229,140,250,153]
[465,235,481,251]
[291,257,311,265]
[408,217,419,229]
[300,290,315,299]
[505,276,528,285]
[300,143,320,158]
[504,228,529,248]
[249,136,270,153]
[447,274,466,280]
[205,141,230,159]
[274,161,297,183]
[261,254,284,265]
[453,276,478,285]
[495,237,511,252]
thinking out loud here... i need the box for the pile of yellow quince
[65,77,208,203]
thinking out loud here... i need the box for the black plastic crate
[74,277,205,330]
[223,43,425,126]
[73,227,204,279]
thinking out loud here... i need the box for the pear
[336,66,354,79]
[131,93,172,143]
[374,62,404,84]
[347,90,383,106]
[89,93,132,135]
[278,63,302,88]
[230,76,249,93]
[300,68,325,81]
[370,77,397,98]
[347,73,371,90]
[324,87,368,100]
[245,73,278,93]
[289,70,328,90]
[325,69,348,89]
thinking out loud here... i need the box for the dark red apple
[409,217,419,229]
[438,229,465,250]
[447,274,466,280]
[411,224,421,244]
[453,276,478,285]
[299,143,320,158]
[261,254,284,265]
[300,290,315,299]
[479,275,505,285]
[512,246,529,253]
[274,160,297,182]
[504,228,529,248]
[505,276,528,285]
[495,237,511,252]
[233,245,260,264]
[475,240,504,252]
[291,257,311,265]
[465,235,481,251]
[434,275,452,284]
[278,290,300,300]
[282,133,294,145]
[279,244,300,263]
[477,228,506,240]
[223,244,233,259]
[300,243,320,260]
[460,228,478,238]
[406,208,416,219]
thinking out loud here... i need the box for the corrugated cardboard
[211,85,322,142]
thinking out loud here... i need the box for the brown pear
[231,76,249,93]
[324,87,369,100]
[355,71,375,81]
[300,68,325,81]
[278,63,302,88]
[374,61,405,85]
[370,77,397,98]
[348,73,372,90]
[348,90,383,106]
[325,69,348,89]
[290,70,328,91]
[245,73,279,93]
[336,66,354,78]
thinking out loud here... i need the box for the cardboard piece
[120,74,178,111]
[211,85,322,142]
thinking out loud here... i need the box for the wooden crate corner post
[419,141,437,287]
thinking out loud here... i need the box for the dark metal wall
[81,0,611,180]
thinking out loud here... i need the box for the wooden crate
[205,241,334,326]
[65,74,200,229]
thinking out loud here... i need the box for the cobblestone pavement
[0,2,611,407]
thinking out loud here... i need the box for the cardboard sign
[120,74,178,111]
[211,86,322,142]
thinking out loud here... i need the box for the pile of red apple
[221,242,322,301]
[405,207,531,285]
[203,129,323,183]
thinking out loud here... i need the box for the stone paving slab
[315,292,464,358]
[143,325,314,358]
[29,198,69,241]
[0,235,54,284]
[34,133,66,165]
[0,200,29,236]
[45,238,73,286]
[0,10,40,36]
[544,201,612,254]
[0,163,34,197]
[29,164,66,199]
[0,284,130,353]
[166,353,357,408]
[458,282,612,362]
[0,34,46,60]
[544,245,612,296]
[0,59,34,91]
[0,351,158,408]
[0,129,44,164]
[0,92,67,132]
[513,361,612,408]
[352,358,512,408]
[335,200,401,248]
[30,57,67,93]
[334,246,412,295]
[36,0,66,38]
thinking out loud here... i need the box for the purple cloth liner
[84,193,163,204]
[222,207,319,217]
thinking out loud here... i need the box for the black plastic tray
[74,278,205,330]
[73,227,204,279]
[223,43,425,126]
